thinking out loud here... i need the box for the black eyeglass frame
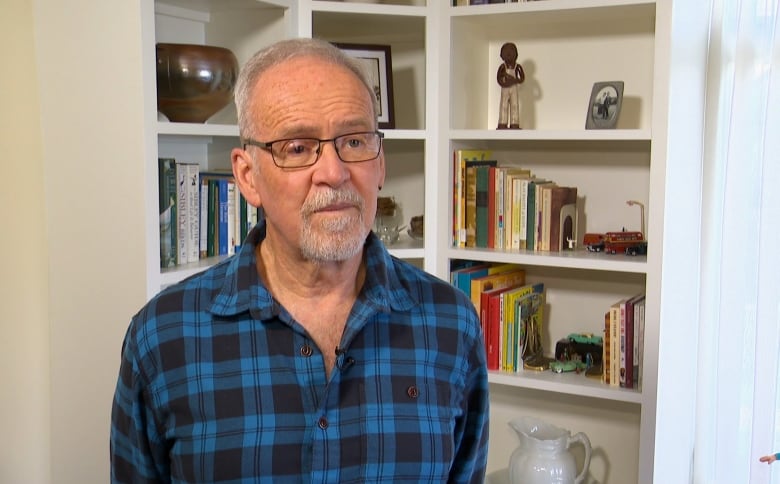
[242,130,384,169]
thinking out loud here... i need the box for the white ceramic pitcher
[508,416,592,484]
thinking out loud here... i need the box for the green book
[158,158,177,268]
[526,179,549,251]
[475,165,492,248]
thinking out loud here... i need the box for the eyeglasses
[243,131,384,169]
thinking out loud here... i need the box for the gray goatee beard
[299,188,367,262]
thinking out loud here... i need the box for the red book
[481,286,513,370]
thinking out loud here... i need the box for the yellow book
[470,268,526,317]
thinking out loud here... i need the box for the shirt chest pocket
[336,377,457,482]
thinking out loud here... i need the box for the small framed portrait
[585,81,624,129]
[335,43,395,129]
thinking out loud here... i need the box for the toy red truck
[584,230,647,256]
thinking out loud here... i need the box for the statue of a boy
[496,42,525,129]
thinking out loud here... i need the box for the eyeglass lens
[272,132,380,168]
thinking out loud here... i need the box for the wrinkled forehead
[251,57,377,131]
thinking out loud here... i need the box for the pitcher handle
[569,431,592,484]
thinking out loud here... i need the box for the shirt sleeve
[110,325,170,484]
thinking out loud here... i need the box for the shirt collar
[208,221,418,318]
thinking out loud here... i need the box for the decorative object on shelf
[156,43,239,123]
[585,81,624,129]
[626,199,646,236]
[518,291,554,371]
[408,214,424,240]
[496,42,526,129]
[554,332,603,369]
[335,43,395,129]
[582,199,647,255]
[508,416,592,484]
[584,230,646,255]
[376,196,397,218]
[375,196,402,245]
[377,224,406,245]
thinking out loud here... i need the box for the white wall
[0,1,51,482]
[33,0,150,481]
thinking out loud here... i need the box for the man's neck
[255,236,365,302]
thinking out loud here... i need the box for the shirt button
[407,385,419,398]
[300,344,313,357]
[318,416,329,429]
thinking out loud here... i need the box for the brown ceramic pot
[156,43,239,123]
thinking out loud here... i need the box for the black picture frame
[335,43,395,129]
[586,81,624,129]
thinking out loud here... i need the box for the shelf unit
[141,1,668,482]
[436,1,666,483]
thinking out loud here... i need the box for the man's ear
[231,147,262,208]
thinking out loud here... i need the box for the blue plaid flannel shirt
[111,223,489,483]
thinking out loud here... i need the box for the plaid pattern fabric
[111,223,489,483]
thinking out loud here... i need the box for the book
[175,161,200,264]
[619,298,629,387]
[217,177,229,255]
[603,311,611,385]
[451,263,490,295]
[515,176,531,249]
[200,171,234,258]
[185,163,200,263]
[487,166,497,248]
[621,293,645,388]
[175,161,188,265]
[635,296,647,390]
[199,177,209,259]
[453,149,494,247]
[538,183,555,251]
[510,175,531,249]
[158,158,177,268]
[610,298,628,387]
[474,164,492,248]
[501,168,532,250]
[526,179,551,251]
[470,268,526,317]
[207,178,219,257]
[548,186,578,252]
[465,160,498,247]
[494,167,507,249]
[450,262,517,297]
[480,285,518,371]
[503,282,544,371]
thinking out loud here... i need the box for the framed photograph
[336,43,395,129]
[586,81,624,129]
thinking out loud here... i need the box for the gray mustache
[302,189,364,214]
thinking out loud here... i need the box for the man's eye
[342,136,366,149]
[284,141,314,156]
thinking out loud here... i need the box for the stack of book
[158,158,263,268]
[452,149,578,252]
[602,293,646,389]
[450,262,545,372]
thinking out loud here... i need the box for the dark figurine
[496,42,525,129]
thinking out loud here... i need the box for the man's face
[237,56,385,263]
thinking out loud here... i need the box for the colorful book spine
[475,165,492,248]
[185,163,200,263]
[218,178,229,256]
[175,161,189,265]
[158,158,177,268]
